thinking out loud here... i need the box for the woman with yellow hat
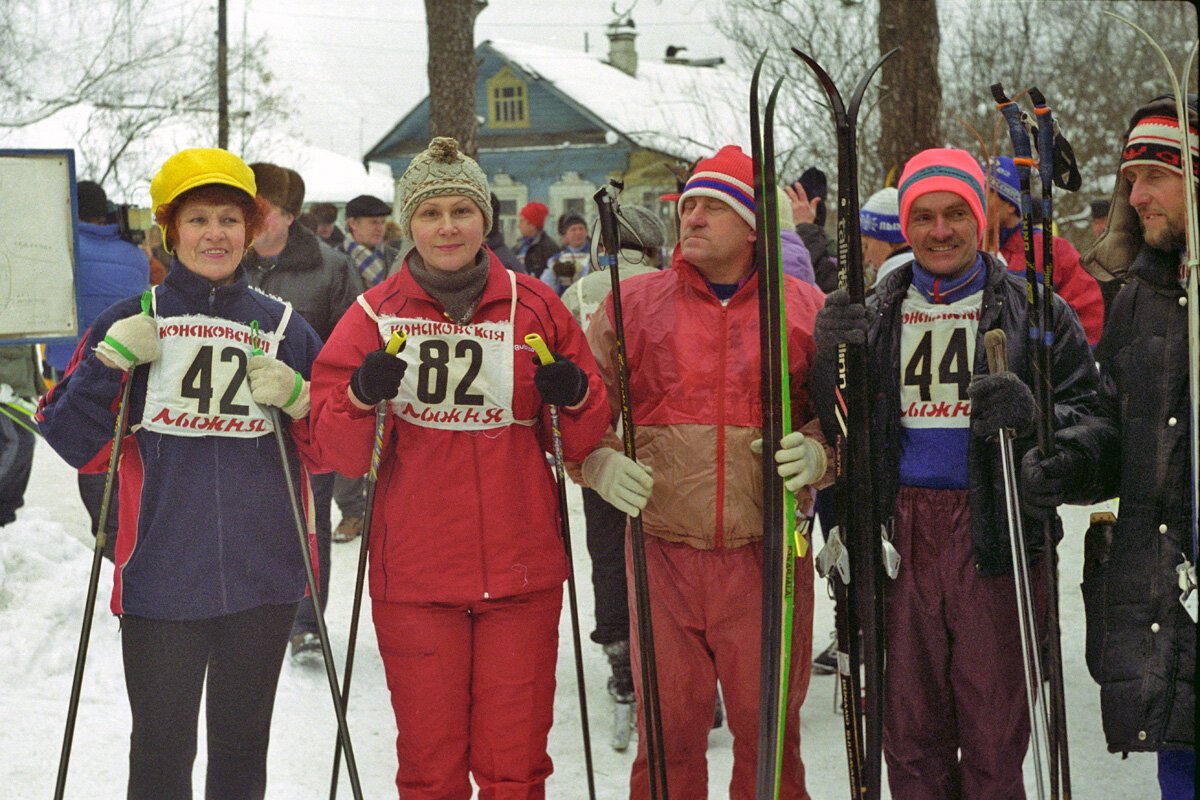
[37,148,325,798]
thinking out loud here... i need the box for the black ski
[792,47,897,800]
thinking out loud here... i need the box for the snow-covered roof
[485,38,752,163]
[0,103,393,207]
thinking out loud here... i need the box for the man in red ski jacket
[582,145,831,800]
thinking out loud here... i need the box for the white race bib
[141,300,290,438]
[899,290,981,430]
[360,271,530,431]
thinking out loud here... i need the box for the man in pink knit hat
[812,148,1099,799]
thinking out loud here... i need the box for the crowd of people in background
[0,83,1192,800]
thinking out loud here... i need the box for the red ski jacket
[999,228,1105,346]
[309,249,610,605]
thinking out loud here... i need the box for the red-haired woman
[38,148,325,799]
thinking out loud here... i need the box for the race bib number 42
[141,316,280,437]
[899,294,980,429]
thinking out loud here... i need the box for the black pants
[582,486,629,645]
[121,602,298,800]
[77,472,118,561]
[0,409,35,526]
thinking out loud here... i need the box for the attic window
[486,67,529,129]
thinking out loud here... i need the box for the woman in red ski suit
[308,138,609,799]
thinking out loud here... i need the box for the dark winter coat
[813,253,1099,575]
[796,222,838,293]
[485,229,525,273]
[36,264,324,620]
[242,221,364,341]
[1051,243,1196,753]
[519,230,560,278]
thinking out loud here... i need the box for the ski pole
[54,289,151,800]
[594,182,668,800]
[526,332,597,800]
[1029,86,1072,800]
[329,329,405,800]
[983,329,1051,800]
[792,46,897,800]
[251,326,364,800]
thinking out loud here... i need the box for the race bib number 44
[899,293,981,429]
[141,316,281,437]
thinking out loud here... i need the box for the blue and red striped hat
[677,145,756,228]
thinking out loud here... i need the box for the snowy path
[1,438,1155,798]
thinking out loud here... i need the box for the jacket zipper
[715,303,727,548]
[471,436,490,598]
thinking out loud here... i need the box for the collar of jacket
[876,251,1008,306]
[1130,242,1187,295]
[242,222,323,275]
[78,221,122,240]
[165,257,250,305]
[669,243,758,304]
[910,253,987,304]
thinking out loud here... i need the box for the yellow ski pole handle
[385,330,407,356]
[525,333,554,366]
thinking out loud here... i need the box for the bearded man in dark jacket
[813,148,1098,799]
[1025,94,1197,799]
[243,162,366,660]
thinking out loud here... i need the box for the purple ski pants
[883,485,1046,800]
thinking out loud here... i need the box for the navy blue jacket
[38,264,324,620]
[45,222,149,372]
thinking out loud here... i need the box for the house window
[486,67,529,129]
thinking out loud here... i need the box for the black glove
[350,348,408,406]
[532,352,588,407]
[813,289,868,359]
[968,372,1035,438]
[1018,446,1076,520]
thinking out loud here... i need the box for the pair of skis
[748,53,802,800]
[749,49,896,800]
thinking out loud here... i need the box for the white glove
[751,431,827,493]
[582,446,654,517]
[247,354,310,418]
[95,314,159,371]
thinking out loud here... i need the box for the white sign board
[0,149,79,344]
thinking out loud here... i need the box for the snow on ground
[2,437,1156,798]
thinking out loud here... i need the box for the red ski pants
[883,485,1046,800]
[627,533,814,800]
[372,586,562,800]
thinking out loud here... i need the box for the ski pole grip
[525,333,554,366]
[984,329,1008,375]
[385,330,407,356]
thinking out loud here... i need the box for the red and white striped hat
[677,145,756,228]
[1122,114,1199,179]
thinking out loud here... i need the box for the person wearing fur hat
[515,200,560,277]
[308,136,610,799]
[37,148,327,798]
[984,155,1106,346]
[1024,94,1198,799]
[812,147,1099,799]
[241,162,368,662]
[580,144,830,799]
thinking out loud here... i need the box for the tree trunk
[877,0,942,178]
[425,0,486,159]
